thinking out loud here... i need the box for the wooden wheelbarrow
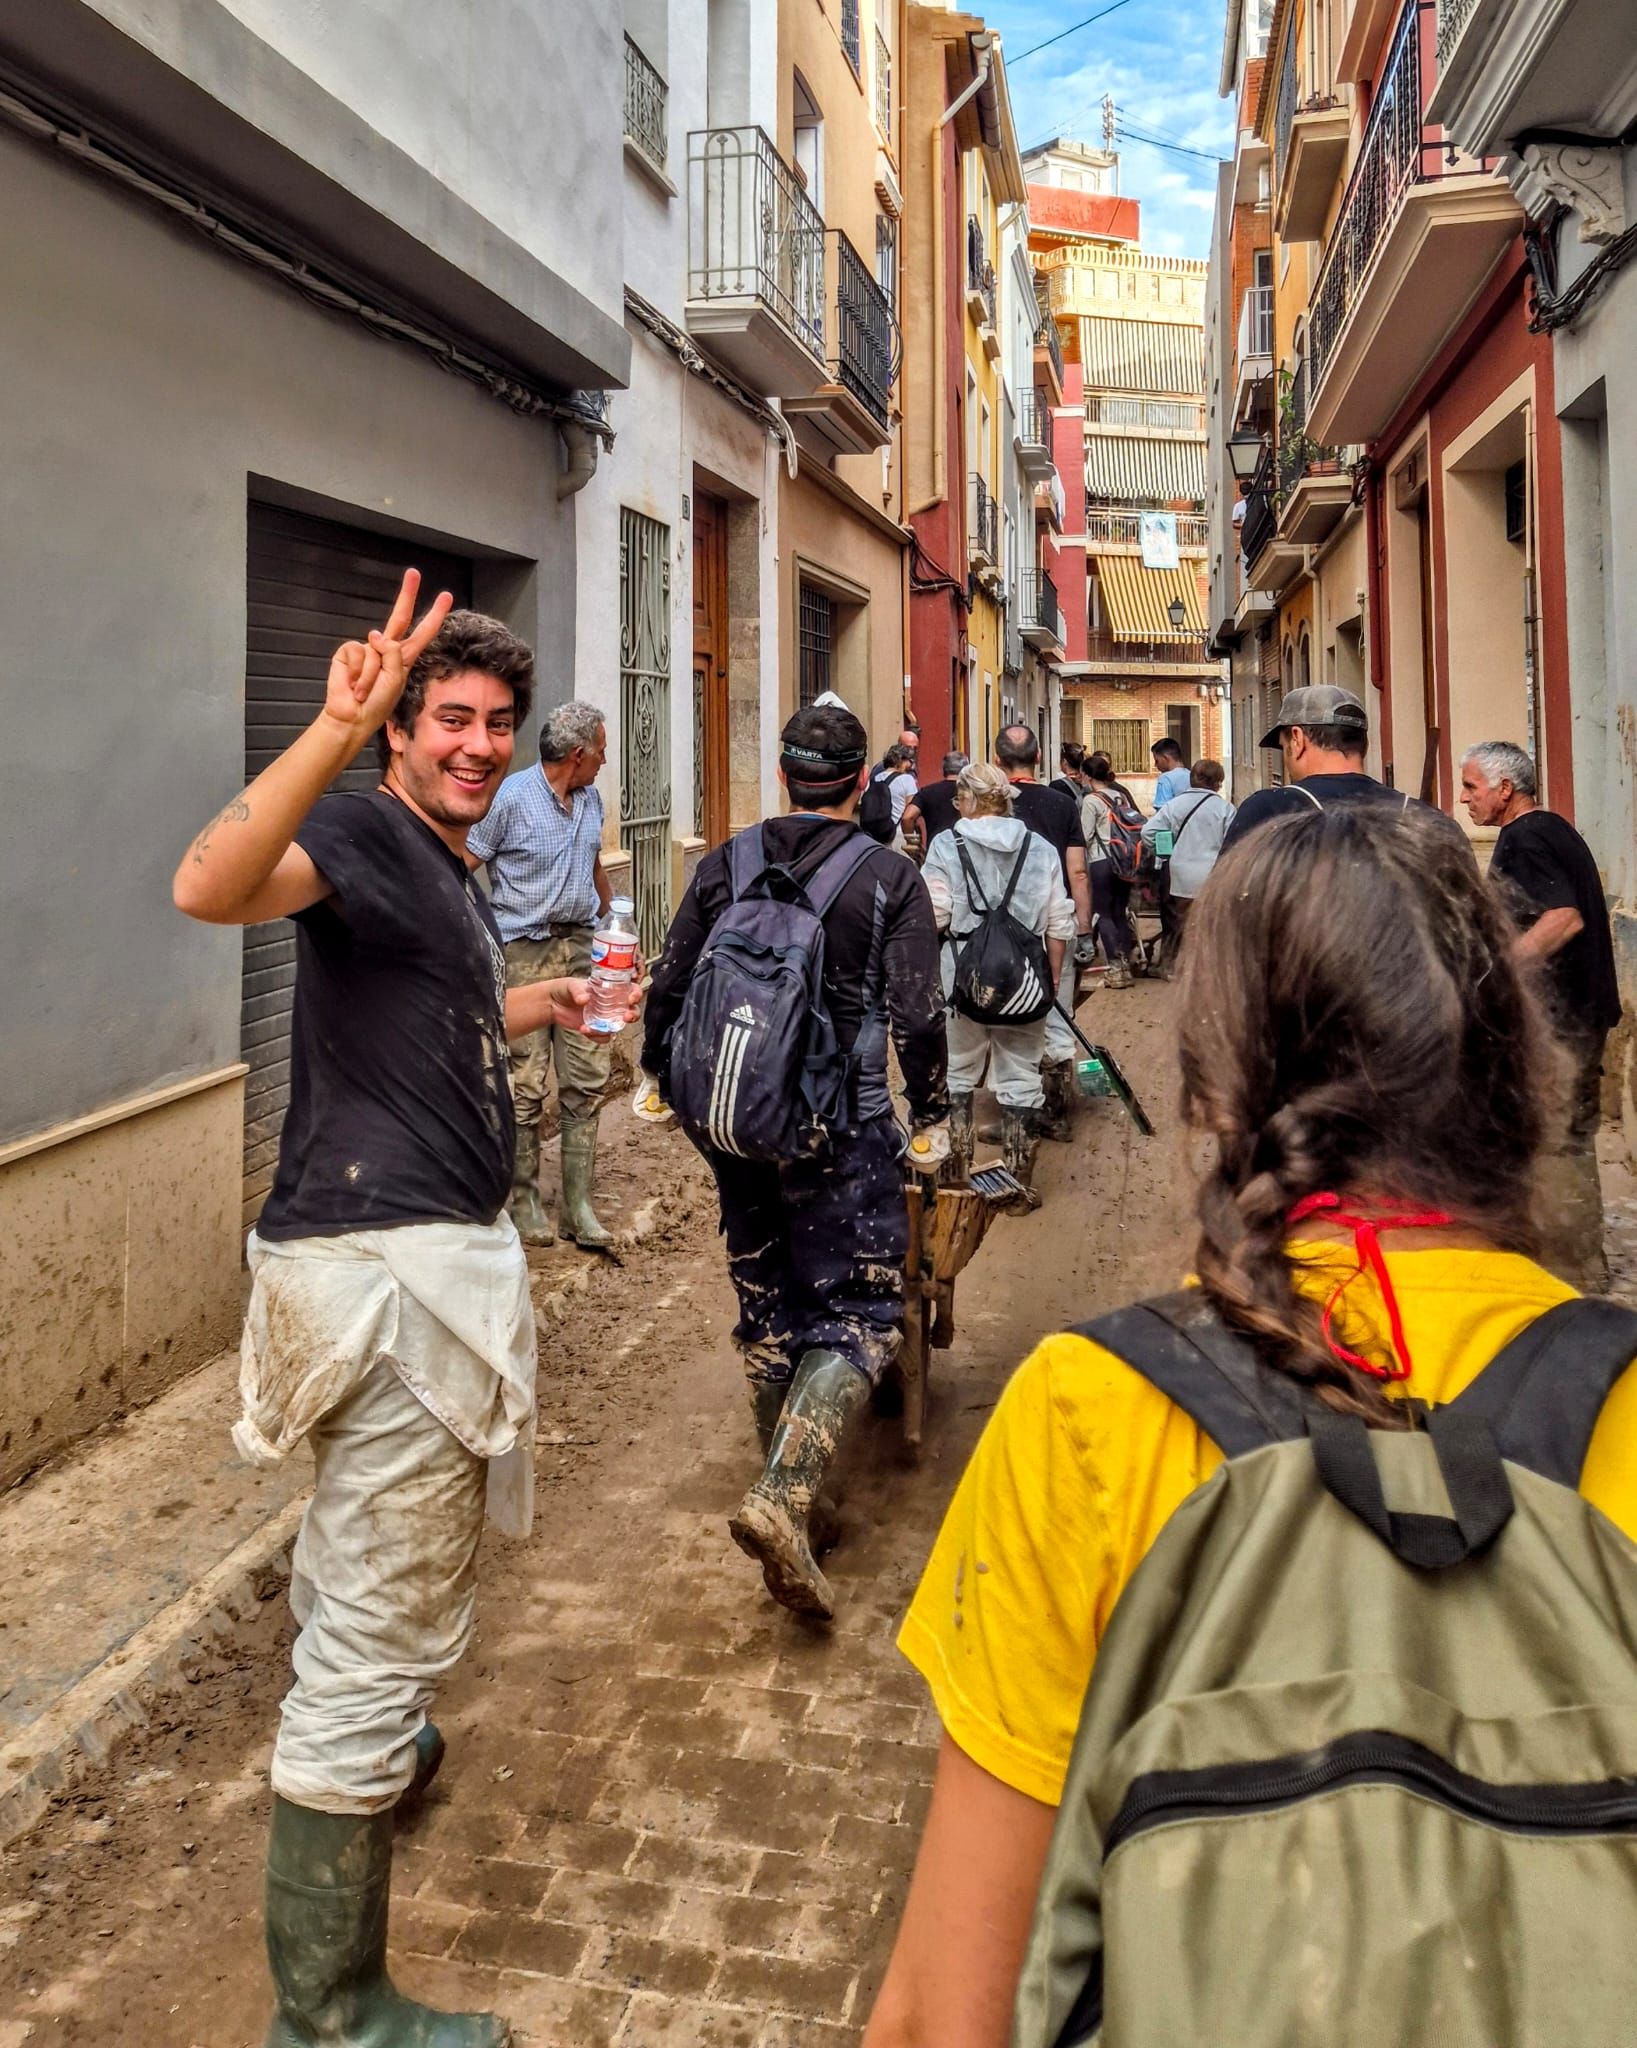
[895,1163,1019,1456]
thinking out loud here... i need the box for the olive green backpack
[1013,1289,1637,2048]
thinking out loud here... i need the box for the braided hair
[1177,804,1561,1425]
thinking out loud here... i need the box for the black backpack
[668,826,878,1163]
[858,764,898,845]
[948,835,1053,1026]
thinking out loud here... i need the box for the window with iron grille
[840,0,861,75]
[875,213,897,304]
[1092,718,1149,776]
[799,582,833,707]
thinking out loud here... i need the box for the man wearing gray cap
[1222,684,1459,850]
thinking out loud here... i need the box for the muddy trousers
[947,1010,1048,1109]
[1040,949,1081,1066]
[272,1362,487,1816]
[705,1114,908,1390]
[505,929,612,1128]
[1538,1035,1610,1294]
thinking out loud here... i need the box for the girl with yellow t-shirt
[862,801,1637,2048]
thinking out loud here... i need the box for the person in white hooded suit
[921,762,1075,1208]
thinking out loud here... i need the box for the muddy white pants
[1040,950,1079,1065]
[946,1010,1048,1109]
[272,1359,487,1816]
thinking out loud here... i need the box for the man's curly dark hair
[375,610,536,770]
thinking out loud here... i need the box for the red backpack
[1090,788,1146,883]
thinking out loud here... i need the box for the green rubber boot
[507,1125,554,1246]
[747,1378,839,1557]
[730,1350,868,1620]
[1002,1106,1043,1212]
[558,1116,615,1251]
[396,1722,445,1819]
[263,1797,509,2046]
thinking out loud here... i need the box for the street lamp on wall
[1167,596,1187,632]
[1227,426,1264,485]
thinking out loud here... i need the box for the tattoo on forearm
[190,795,251,865]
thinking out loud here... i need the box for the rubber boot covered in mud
[396,1722,445,1819]
[731,1349,868,1620]
[264,1797,509,2047]
[1001,1106,1043,1212]
[946,1092,975,1184]
[558,1116,615,1251]
[748,1378,839,1555]
[1037,1061,1076,1144]
[507,1125,554,1246]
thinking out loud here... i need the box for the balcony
[1085,631,1218,677]
[1274,29,1350,243]
[1240,446,1303,594]
[783,230,898,455]
[624,35,671,189]
[1015,386,1056,482]
[1233,284,1275,422]
[1086,395,1207,435]
[968,473,999,572]
[686,127,826,397]
[1034,278,1066,402]
[1426,0,1637,165]
[1086,506,1210,553]
[966,215,999,355]
[1021,569,1065,655]
[1305,0,1521,448]
[1276,361,1354,544]
[1004,611,1024,677]
[1035,469,1066,532]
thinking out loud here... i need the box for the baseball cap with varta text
[1259,684,1369,750]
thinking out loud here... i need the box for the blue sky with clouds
[984,0,1235,260]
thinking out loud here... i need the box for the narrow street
[0,983,1190,2048]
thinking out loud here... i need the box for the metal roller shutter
[242,503,473,1225]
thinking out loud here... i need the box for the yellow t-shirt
[898,1244,1637,1809]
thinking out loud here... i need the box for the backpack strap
[801,830,880,919]
[1075,1290,1322,1457]
[1447,1297,1637,1485]
[953,833,991,913]
[726,825,768,903]
[999,839,1032,915]
[1167,792,1212,853]
[1293,784,1323,810]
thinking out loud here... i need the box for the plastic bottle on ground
[587,897,639,1034]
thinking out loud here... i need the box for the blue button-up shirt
[467,766,604,941]
[1153,766,1193,806]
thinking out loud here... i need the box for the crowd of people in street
[169,579,1631,2046]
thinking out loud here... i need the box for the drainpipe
[922,33,997,519]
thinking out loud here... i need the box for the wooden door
[692,491,731,847]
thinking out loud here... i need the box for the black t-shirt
[1009,778,1085,885]
[912,778,961,844]
[256,791,515,1240]
[1048,775,1082,804]
[1491,809,1621,1041]
[1221,774,1466,852]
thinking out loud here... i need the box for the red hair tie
[1286,1192,1453,1383]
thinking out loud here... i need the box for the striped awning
[1094,555,1206,639]
[1081,318,1203,396]
[1084,432,1206,502]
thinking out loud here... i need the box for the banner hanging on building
[1139,512,1180,571]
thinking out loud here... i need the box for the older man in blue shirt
[468,700,615,1248]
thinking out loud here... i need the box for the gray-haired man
[468,700,616,1248]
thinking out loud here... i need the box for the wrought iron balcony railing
[875,25,892,132]
[1034,276,1065,388]
[969,473,999,564]
[840,0,862,76]
[624,34,668,172]
[1275,358,1346,502]
[1436,0,1480,69]
[688,127,825,358]
[1239,446,1279,564]
[1087,395,1208,431]
[1023,568,1062,643]
[1308,0,1491,400]
[1004,611,1024,676]
[1018,385,1052,453]
[827,229,897,426]
[1086,630,1212,664]
[1086,506,1211,550]
[966,214,997,328]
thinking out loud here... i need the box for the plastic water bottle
[587,897,639,1034]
